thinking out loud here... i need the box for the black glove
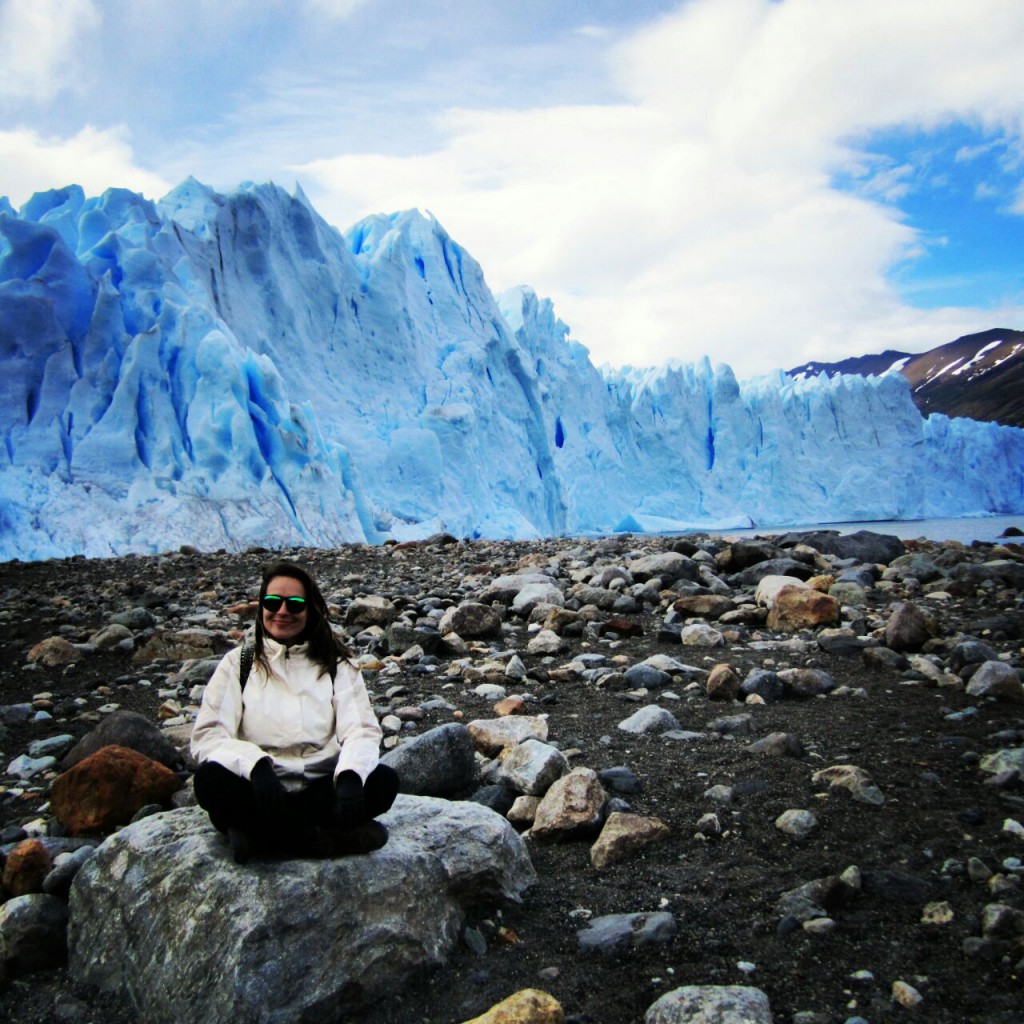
[333,770,365,830]
[250,757,288,822]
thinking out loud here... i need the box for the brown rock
[714,541,777,572]
[27,636,83,667]
[530,767,605,842]
[344,595,398,629]
[439,602,503,639]
[671,595,735,620]
[225,600,259,619]
[812,764,885,805]
[494,696,528,717]
[50,745,182,835]
[766,586,840,631]
[394,706,426,722]
[2,839,53,897]
[158,700,183,720]
[467,716,549,755]
[541,608,582,633]
[590,812,670,870]
[747,732,806,757]
[598,617,643,637]
[459,988,565,1024]
[706,663,741,701]
[862,646,909,672]
[884,602,932,652]
[132,630,216,663]
[508,795,541,830]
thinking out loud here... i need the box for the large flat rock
[68,796,535,1024]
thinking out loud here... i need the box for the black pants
[194,761,400,837]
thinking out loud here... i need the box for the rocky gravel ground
[1,528,1023,1024]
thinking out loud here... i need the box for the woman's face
[261,574,309,644]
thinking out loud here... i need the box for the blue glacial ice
[1,179,1022,560]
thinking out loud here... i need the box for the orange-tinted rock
[49,745,182,835]
[530,767,605,842]
[225,600,259,619]
[590,812,670,870]
[672,595,734,620]
[599,617,643,637]
[459,988,564,1024]
[766,586,840,631]
[706,663,741,701]
[494,696,528,717]
[27,636,83,667]
[2,839,53,896]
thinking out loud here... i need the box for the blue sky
[1,0,1022,377]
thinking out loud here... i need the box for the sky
[1,0,1023,378]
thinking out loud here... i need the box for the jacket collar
[263,635,310,660]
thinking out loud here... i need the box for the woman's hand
[250,757,288,820]
[333,770,365,830]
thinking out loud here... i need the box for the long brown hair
[253,560,351,676]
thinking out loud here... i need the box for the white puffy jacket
[190,636,382,788]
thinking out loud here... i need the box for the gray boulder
[0,894,69,977]
[779,529,905,565]
[966,661,1024,702]
[511,581,564,617]
[628,552,701,585]
[577,911,677,954]
[437,602,503,638]
[477,574,555,605]
[496,739,569,796]
[740,668,784,703]
[625,663,673,689]
[949,640,999,674]
[69,798,535,1024]
[61,709,184,771]
[645,985,774,1024]
[380,722,477,796]
[618,706,682,735]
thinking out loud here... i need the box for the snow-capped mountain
[788,328,1024,428]
[2,180,1023,561]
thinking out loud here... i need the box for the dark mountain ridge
[788,328,1024,428]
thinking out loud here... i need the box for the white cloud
[296,0,1024,374]
[0,0,100,103]
[7,0,1023,378]
[0,125,172,207]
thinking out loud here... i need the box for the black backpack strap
[239,642,255,692]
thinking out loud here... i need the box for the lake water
[706,514,1023,546]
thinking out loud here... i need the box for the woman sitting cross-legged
[191,560,399,864]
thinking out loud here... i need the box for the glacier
[1,179,1022,561]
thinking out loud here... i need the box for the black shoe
[312,820,389,858]
[335,820,389,856]
[227,827,252,865]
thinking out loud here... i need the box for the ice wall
[1,180,1022,560]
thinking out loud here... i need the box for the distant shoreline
[716,513,1023,546]
[4,513,1021,567]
